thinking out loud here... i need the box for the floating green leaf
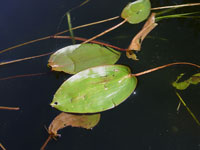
[172,73,200,90]
[50,65,137,113]
[48,43,121,74]
[121,0,151,24]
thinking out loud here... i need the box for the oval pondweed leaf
[50,65,137,113]
[48,43,121,74]
[121,0,151,24]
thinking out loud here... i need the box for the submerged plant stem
[133,62,200,77]
[175,92,200,126]
[0,106,20,110]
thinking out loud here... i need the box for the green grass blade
[66,12,75,44]
[156,11,200,22]
[155,8,176,16]
[175,92,200,126]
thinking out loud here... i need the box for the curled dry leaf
[41,112,100,150]
[126,13,158,60]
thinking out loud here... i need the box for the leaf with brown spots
[41,112,100,150]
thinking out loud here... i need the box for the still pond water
[0,0,200,149]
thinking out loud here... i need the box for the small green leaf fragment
[48,43,121,74]
[121,0,151,24]
[189,73,200,84]
[172,73,200,90]
[50,65,137,113]
[172,81,190,90]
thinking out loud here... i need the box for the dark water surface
[0,0,200,150]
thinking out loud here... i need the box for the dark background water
[0,0,200,150]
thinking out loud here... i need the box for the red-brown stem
[82,19,127,44]
[0,16,120,55]
[54,16,120,36]
[40,135,53,150]
[133,62,200,77]
[0,106,20,110]
[52,35,127,51]
[0,143,6,150]
[1,2,200,54]
[0,36,51,54]
[151,3,200,10]
[0,73,46,81]
[0,35,126,67]
[0,52,53,66]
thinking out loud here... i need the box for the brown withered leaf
[127,13,158,60]
[48,112,100,136]
[41,112,100,150]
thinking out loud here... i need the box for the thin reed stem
[0,73,46,81]
[0,16,120,55]
[175,92,200,126]
[52,36,127,51]
[55,16,120,36]
[0,36,51,54]
[82,19,127,44]
[0,35,126,67]
[40,135,53,150]
[0,52,53,66]
[0,106,20,110]
[151,3,200,10]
